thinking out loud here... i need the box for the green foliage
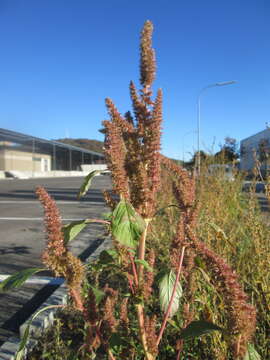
[187,150,210,168]
[111,200,145,248]
[102,211,112,220]
[88,284,105,305]
[62,220,87,244]
[158,270,183,318]
[244,344,261,360]
[179,320,223,340]
[109,332,127,352]
[98,249,118,264]
[0,268,45,292]
[77,170,101,199]
[134,259,153,272]
[215,137,239,163]
[15,305,63,360]
[25,309,85,360]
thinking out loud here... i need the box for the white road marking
[0,201,105,205]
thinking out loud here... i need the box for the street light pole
[197,80,237,175]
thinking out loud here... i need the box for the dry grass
[148,163,269,359]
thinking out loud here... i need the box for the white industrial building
[240,128,270,173]
[0,128,106,179]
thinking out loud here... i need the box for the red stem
[176,340,184,360]
[127,276,135,295]
[85,219,110,225]
[156,246,186,346]
[70,288,84,312]
[129,252,139,287]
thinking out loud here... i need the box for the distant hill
[55,138,104,154]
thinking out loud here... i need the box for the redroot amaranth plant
[2,20,258,360]
[99,20,256,359]
[36,186,85,312]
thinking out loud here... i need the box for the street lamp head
[215,80,237,86]
[197,80,237,175]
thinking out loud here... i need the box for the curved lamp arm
[196,80,237,174]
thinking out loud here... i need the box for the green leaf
[244,344,261,360]
[15,305,62,360]
[167,318,180,330]
[179,320,223,340]
[109,332,125,349]
[62,220,87,244]
[134,259,153,272]
[77,170,101,199]
[0,268,46,292]
[89,285,105,305]
[155,268,170,284]
[99,249,118,264]
[102,212,113,221]
[111,200,145,249]
[159,270,182,317]
[194,255,205,269]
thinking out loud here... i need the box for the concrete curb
[3,166,108,180]
[0,236,111,360]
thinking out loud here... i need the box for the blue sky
[0,0,269,160]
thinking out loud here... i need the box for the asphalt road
[243,181,270,214]
[0,175,111,344]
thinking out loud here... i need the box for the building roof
[241,128,270,144]
[0,128,104,158]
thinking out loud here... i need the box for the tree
[215,137,239,163]
[185,150,209,169]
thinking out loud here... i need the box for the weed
[2,21,263,360]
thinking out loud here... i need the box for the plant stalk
[85,218,110,225]
[176,341,183,360]
[136,303,155,360]
[236,334,242,358]
[129,252,139,286]
[136,218,155,359]
[108,349,117,360]
[156,246,186,346]
[69,287,84,312]
[137,218,150,280]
